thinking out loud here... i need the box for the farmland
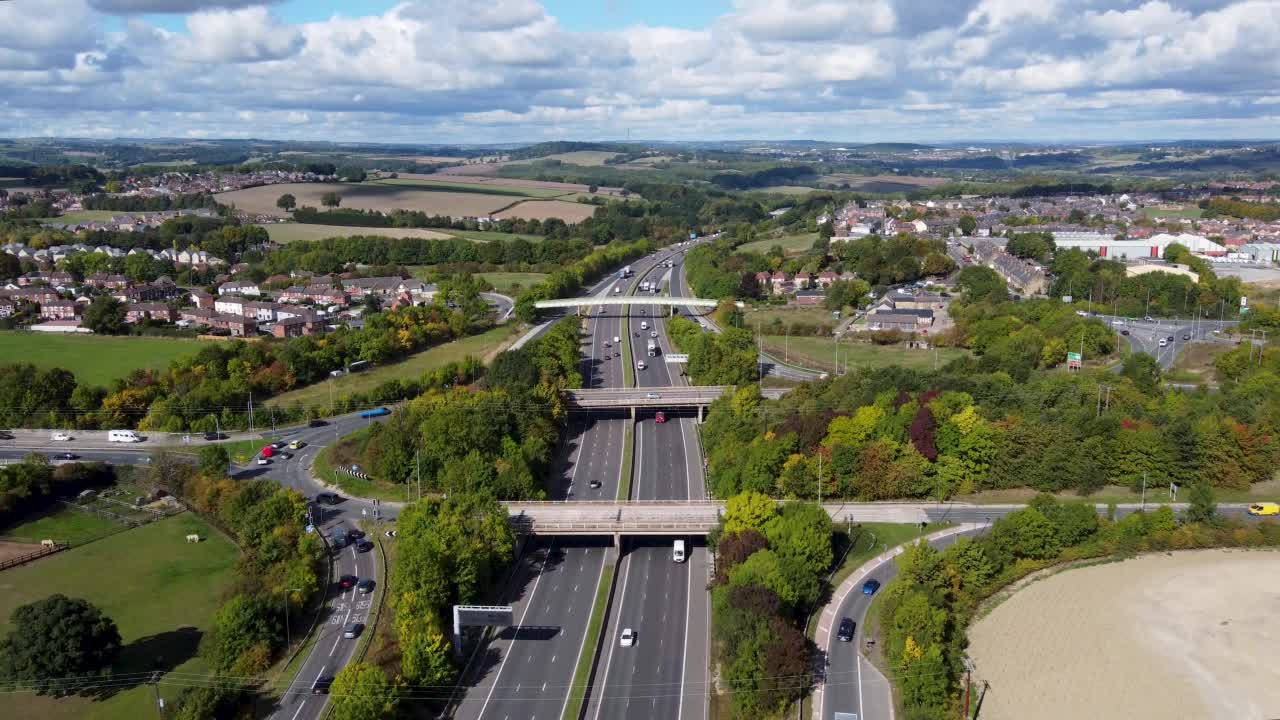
[510,150,620,166]
[369,177,566,198]
[265,323,518,409]
[968,550,1280,720]
[0,332,201,386]
[1,513,238,720]
[257,222,455,244]
[740,232,820,255]
[494,199,597,223]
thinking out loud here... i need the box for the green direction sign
[1067,352,1082,362]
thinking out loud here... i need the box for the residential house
[794,271,811,289]
[0,298,14,317]
[214,295,248,316]
[341,276,434,300]
[40,300,80,320]
[892,294,947,311]
[791,290,826,306]
[5,287,61,306]
[190,290,215,309]
[816,271,838,288]
[270,314,327,338]
[217,280,260,296]
[86,273,131,290]
[126,303,176,324]
[770,271,789,295]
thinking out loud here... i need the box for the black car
[315,492,342,505]
[1167,335,1175,342]
[311,675,334,695]
[203,432,226,441]
[355,539,375,553]
[308,419,328,428]
[58,452,79,460]
[347,528,366,540]
[1182,333,1191,340]
[356,579,375,594]
[1120,329,1130,336]
[0,431,13,439]
[837,617,855,642]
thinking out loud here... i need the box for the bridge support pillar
[631,405,636,421]
[698,405,705,423]
[613,532,620,548]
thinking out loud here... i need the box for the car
[837,617,855,642]
[343,622,363,639]
[587,480,603,489]
[58,452,79,460]
[650,331,658,338]
[655,411,666,424]
[615,352,621,358]
[311,675,334,694]
[1182,333,1191,340]
[1075,310,1089,317]
[1246,502,1280,517]
[603,341,611,348]
[331,534,348,549]
[315,492,342,505]
[1121,329,1130,336]
[289,440,305,449]
[636,361,647,370]
[347,528,366,540]
[357,579,375,594]
[308,419,328,428]
[356,539,375,553]
[620,628,635,647]
[360,407,391,419]
[646,392,660,399]
[862,579,881,595]
[1144,315,1155,322]
[639,309,645,315]
[203,432,226,440]
[51,432,72,442]
[338,574,357,589]
[1159,338,1168,348]
[256,457,270,465]
[271,441,287,450]
[1167,335,1175,342]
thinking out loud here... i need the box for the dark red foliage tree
[909,404,938,461]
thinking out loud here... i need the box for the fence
[0,542,67,572]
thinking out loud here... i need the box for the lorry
[647,339,657,356]
[621,265,633,278]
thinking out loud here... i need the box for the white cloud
[90,0,284,13]
[730,0,897,41]
[181,7,304,63]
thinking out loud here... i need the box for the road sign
[453,604,515,658]
[1062,295,1073,303]
[665,353,690,363]
[1240,296,1248,307]
[1067,352,1082,362]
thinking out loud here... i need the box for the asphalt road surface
[822,527,983,720]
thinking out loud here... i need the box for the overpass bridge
[534,296,719,313]
[564,386,790,418]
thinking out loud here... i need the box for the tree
[1186,482,1217,524]
[198,445,231,477]
[210,594,281,672]
[958,214,977,236]
[588,184,598,193]
[723,491,776,534]
[954,266,1007,303]
[320,192,342,209]
[329,663,397,720]
[337,166,367,182]
[81,296,127,335]
[1121,352,1162,394]
[276,193,297,212]
[123,252,158,283]
[0,595,121,695]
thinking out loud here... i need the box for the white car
[257,457,270,465]
[650,331,658,338]
[51,432,72,442]
[620,628,635,647]
[646,392,660,399]
[636,361,647,370]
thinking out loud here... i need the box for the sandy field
[494,200,598,223]
[216,182,509,219]
[410,170,628,196]
[0,540,42,564]
[968,549,1280,720]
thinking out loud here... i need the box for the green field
[1141,205,1203,219]
[744,304,840,328]
[445,229,546,243]
[266,324,518,409]
[37,210,136,224]
[1,513,238,720]
[257,222,458,244]
[369,177,565,198]
[4,506,122,546]
[740,232,820,255]
[476,272,547,294]
[763,336,969,374]
[0,332,202,386]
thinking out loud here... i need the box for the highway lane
[822,527,984,720]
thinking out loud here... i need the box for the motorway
[820,526,985,720]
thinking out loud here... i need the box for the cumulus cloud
[2,0,1280,141]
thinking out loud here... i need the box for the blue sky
[3,0,1280,143]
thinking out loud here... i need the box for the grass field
[755,185,821,196]
[1142,205,1203,219]
[257,223,455,243]
[0,332,201,386]
[38,210,135,224]
[516,150,620,166]
[1,513,238,720]
[1167,342,1228,384]
[763,335,969,373]
[444,229,545,243]
[266,324,518,409]
[217,182,511,219]
[744,305,839,329]
[739,232,819,255]
[369,177,566,198]
[4,505,122,546]
[474,272,547,294]
[314,430,408,503]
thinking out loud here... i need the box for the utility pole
[248,392,254,436]
[1141,472,1147,511]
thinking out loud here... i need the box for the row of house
[1,242,225,269]
[753,270,848,296]
[972,240,1049,295]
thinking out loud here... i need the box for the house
[865,312,923,332]
[180,308,218,326]
[113,283,181,304]
[126,303,176,324]
[791,290,826,306]
[892,294,947,311]
[214,296,248,316]
[217,280,260,296]
[770,271,789,295]
[0,298,14,317]
[7,287,62,306]
[220,315,257,337]
[341,276,434,299]
[270,315,327,338]
[753,272,771,289]
[794,271,811,289]
[40,300,80,320]
[86,273,131,290]
[816,272,839,288]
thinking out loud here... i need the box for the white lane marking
[476,545,556,719]
[289,699,308,720]
[678,550,690,720]
[557,550,606,720]
[858,652,865,720]
[592,549,633,720]
[329,607,352,656]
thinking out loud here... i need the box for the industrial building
[1051,231,1225,259]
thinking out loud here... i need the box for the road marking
[858,652,864,720]
[678,550,691,720]
[476,544,556,719]
[289,699,308,720]
[592,548,633,720]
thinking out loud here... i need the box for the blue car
[862,579,881,596]
[360,407,391,419]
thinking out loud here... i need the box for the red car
[338,574,357,589]
[655,411,666,424]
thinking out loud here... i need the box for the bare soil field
[509,150,620,166]
[968,549,1280,720]
[366,155,466,163]
[0,539,41,564]
[494,200,597,223]
[402,171,627,196]
[216,182,508,219]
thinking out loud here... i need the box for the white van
[673,539,686,563]
[107,430,142,443]
[640,321,649,330]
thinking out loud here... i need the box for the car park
[837,617,855,642]
[862,579,881,595]
[1247,502,1279,516]
[620,628,635,647]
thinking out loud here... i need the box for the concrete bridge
[564,386,789,418]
